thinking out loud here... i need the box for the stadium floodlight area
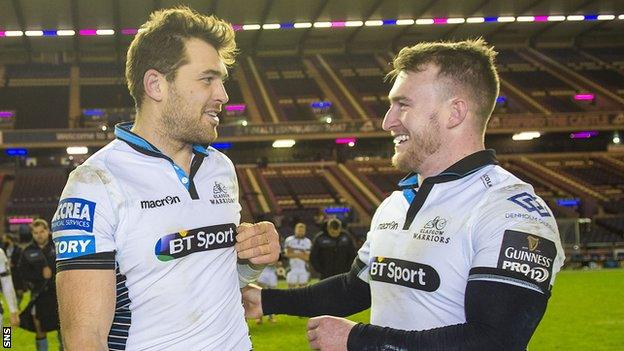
[272,139,296,148]
[512,131,541,141]
[2,12,623,37]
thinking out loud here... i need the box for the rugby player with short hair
[52,7,279,351]
[283,223,312,288]
[242,39,565,351]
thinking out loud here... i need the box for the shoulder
[474,165,549,216]
[209,147,236,172]
[472,166,559,241]
[312,232,327,242]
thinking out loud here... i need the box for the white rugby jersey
[52,122,251,351]
[356,150,565,331]
[284,235,312,271]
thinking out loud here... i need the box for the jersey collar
[114,122,211,158]
[398,149,498,189]
[399,149,499,230]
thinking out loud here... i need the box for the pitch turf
[4,269,623,350]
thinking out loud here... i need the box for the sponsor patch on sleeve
[497,230,557,292]
[52,198,96,233]
[54,235,96,260]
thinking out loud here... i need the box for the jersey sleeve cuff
[468,267,550,296]
[56,251,116,271]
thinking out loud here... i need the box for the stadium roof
[1,0,623,62]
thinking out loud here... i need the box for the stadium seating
[6,167,68,221]
[2,47,624,127]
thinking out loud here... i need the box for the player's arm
[57,266,115,350]
[347,280,548,350]
[299,249,310,261]
[283,248,298,259]
[52,165,121,350]
[262,258,371,317]
[347,188,564,350]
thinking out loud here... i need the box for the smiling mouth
[393,134,410,146]
[204,111,220,124]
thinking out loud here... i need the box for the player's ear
[143,69,167,103]
[447,97,468,129]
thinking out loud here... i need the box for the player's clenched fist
[235,222,280,265]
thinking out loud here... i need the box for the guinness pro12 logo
[497,230,556,291]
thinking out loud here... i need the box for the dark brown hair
[126,6,237,109]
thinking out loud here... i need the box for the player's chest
[115,178,240,261]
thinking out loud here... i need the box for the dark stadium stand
[3,47,623,126]
[6,167,68,221]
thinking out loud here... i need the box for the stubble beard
[161,86,217,146]
[392,112,442,173]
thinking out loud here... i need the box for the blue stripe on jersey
[398,173,418,188]
[115,122,212,190]
[402,188,416,204]
[108,265,131,351]
[114,122,160,153]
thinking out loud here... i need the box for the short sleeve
[469,187,565,295]
[52,165,118,271]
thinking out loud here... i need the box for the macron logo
[141,195,181,209]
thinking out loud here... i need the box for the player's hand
[42,266,52,279]
[10,312,19,327]
[241,283,263,319]
[236,222,280,265]
[307,316,356,351]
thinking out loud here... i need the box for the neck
[417,138,485,185]
[37,240,48,248]
[132,108,193,174]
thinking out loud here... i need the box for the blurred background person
[310,218,356,279]
[18,219,61,351]
[284,223,313,288]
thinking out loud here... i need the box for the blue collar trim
[114,122,211,157]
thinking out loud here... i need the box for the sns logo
[54,235,96,259]
[52,198,96,232]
